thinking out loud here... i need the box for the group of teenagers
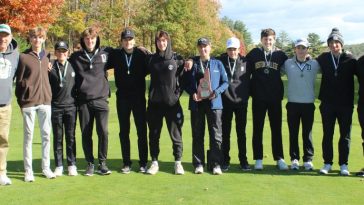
[1,22,364,186]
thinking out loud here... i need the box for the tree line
[2,0,362,58]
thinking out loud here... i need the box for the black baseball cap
[54,41,69,51]
[197,37,210,46]
[121,28,135,39]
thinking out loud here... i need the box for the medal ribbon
[84,49,99,69]
[56,61,68,87]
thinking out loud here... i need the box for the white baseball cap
[226,37,240,49]
[294,38,310,48]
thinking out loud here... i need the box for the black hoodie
[317,51,357,106]
[147,32,185,106]
[218,53,251,107]
[69,36,113,102]
[108,47,150,98]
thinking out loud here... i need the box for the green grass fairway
[1,79,364,205]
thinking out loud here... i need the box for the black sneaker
[241,161,252,171]
[356,168,364,177]
[221,164,230,172]
[139,166,147,173]
[97,162,112,175]
[85,163,94,176]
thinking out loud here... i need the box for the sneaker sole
[319,170,329,174]
[97,171,111,175]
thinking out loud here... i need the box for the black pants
[147,102,183,161]
[191,102,223,167]
[320,103,353,165]
[252,99,284,160]
[357,104,364,156]
[286,102,315,162]
[116,96,148,167]
[52,106,77,167]
[78,98,109,164]
[222,103,248,166]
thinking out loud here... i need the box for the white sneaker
[146,161,159,175]
[24,170,35,182]
[54,166,63,177]
[291,159,300,170]
[319,164,332,174]
[303,161,314,171]
[213,165,222,175]
[194,165,204,174]
[42,169,56,179]
[121,165,131,174]
[340,164,350,176]
[254,160,263,170]
[0,174,12,185]
[277,159,289,170]
[174,161,185,175]
[68,165,78,176]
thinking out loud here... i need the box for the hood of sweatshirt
[2,39,18,55]
[155,31,173,60]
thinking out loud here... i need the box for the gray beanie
[327,27,344,46]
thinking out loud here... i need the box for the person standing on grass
[49,41,78,177]
[317,28,357,176]
[281,38,320,171]
[69,26,112,176]
[15,27,56,182]
[246,28,288,171]
[107,28,149,174]
[185,37,229,175]
[0,24,19,186]
[145,30,186,175]
[219,37,252,171]
[357,55,364,177]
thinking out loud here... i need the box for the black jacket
[49,60,76,107]
[317,51,357,106]
[147,33,184,106]
[69,36,112,102]
[218,53,251,107]
[246,47,288,102]
[108,47,149,98]
[358,55,364,104]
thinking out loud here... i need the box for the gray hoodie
[0,39,19,105]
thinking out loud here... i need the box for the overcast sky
[220,0,364,45]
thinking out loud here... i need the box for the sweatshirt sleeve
[213,60,229,95]
[15,55,25,102]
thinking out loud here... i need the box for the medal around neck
[197,67,212,100]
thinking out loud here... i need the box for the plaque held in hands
[197,67,212,100]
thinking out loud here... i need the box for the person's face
[83,36,97,51]
[122,37,135,51]
[156,36,168,52]
[294,45,308,59]
[227,47,239,59]
[29,35,45,50]
[55,49,69,62]
[198,44,211,58]
[328,40,342,54]
[0,32,11,52]
[261,35,275,51]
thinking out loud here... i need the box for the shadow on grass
[6,159,355,178]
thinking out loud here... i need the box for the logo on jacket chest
[168,64,174,70]
[101,54,107,63]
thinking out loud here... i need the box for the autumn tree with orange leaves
[0,0,65,34]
